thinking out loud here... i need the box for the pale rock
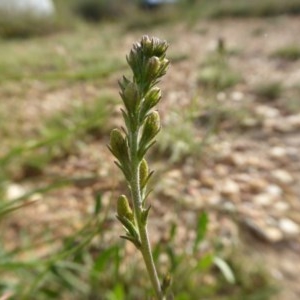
[239,204,264,218]
[244,219,283,243]
[207,194,222,206]
[253,193,275,206]
[234,173,251,182]
[269,147,287,159]
[6,183,26,200]
[246,156,270,168]
[255,105,280,118]
[274,201,290,212]
[222,201,236,212]
[231,91,244,101]
[272,169,294,184]
[263,227,283,243]
[166,169,182,180]
[227,152,246,167]
[241,117,259,128]
[279,218,300,236]
[219,179,240,196]
[265,184,282,196]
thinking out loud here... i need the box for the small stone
[255,105,280,118]
[215,164,229,177]
[222,201,236,212]
[279,218,300,236]
[265,184,283,196]
[274,201,290,211]
[264,228,283,243]
[253,193,275,206]
[244,219,283,243]
[230,153,247,166]
[207,194,222,206]
[219,179,240,196]
[269,147,287,159]
[6,183,26,200]
[272,169,294,184]
[248,178,268,193]
[200,172,215,188]
[231,91,244,101]
[241,117,259,128]
[246,156,272,169]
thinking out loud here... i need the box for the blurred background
[1,0,300,299]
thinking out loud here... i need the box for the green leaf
[195,253,214,271]
[94,193,102,216]
[214,256,236,284]
[193,212,208,253]
[140,206,151,226]
[139,111,160,153]
[93,246,118,274]
[116,215,140,242]
[106,283,125,300]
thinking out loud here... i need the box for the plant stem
[129,130,164,300]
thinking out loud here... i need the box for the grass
[271,44,300,61]
[253,81,283,101]
[0,206,273,300]
[277,84,300,114]
[198,42,242,91]
[157,108,206,163]
[0,26,124,83]
[0,13,57,39]
[0,94,116,180]
[199,0,300,18]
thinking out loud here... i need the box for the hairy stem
[129,130,164,300]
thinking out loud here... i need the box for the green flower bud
[141,35,152,55]
[146,56,161,82]
[139,158,149,188]
[139,88,161,122]
[117,195,134,222]
[161,273,172,293]
[160,58,170,70]
[139,111,160,149]
[126,49,139,73]
[152,37,168,58]
[145,87,161,107]
[109,129,128,162]
[121,82,139,112]
[141,36,168,58]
